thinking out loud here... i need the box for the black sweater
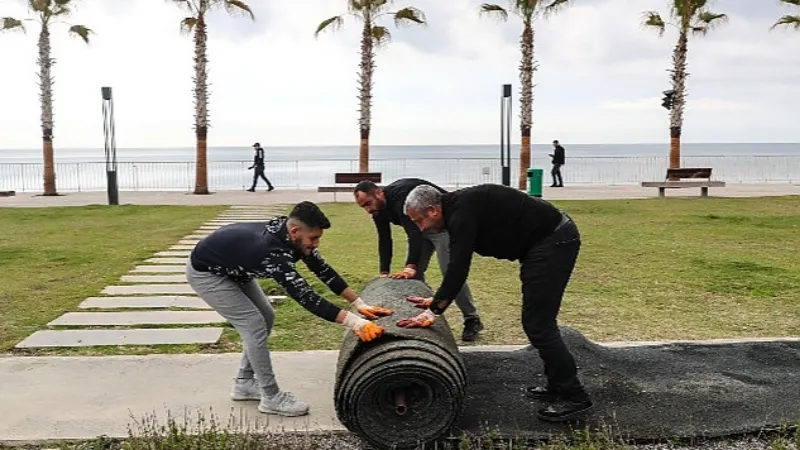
[190,216,346,322]
[430,184,564,314]
[372,178,447,273]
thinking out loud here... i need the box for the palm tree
[479,1,572,191]
[1,0,91,196]
[315,0,426,173]
[168,0,254,195]
[642,1,727,170]
[771,0,800,30]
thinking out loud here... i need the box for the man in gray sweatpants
[187,201,392,417]
[353,178,484,341]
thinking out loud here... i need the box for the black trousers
[250,166,273,189]
[519,214,587,399]
[551,163,563,186]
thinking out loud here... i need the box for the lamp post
[500,84,512,187]
[101,86,119,205]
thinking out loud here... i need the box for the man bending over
[353,178,484,341]
[186,201,391,417]
[395,184,593,422]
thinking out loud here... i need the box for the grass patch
[0,205,225,352]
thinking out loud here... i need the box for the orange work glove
[396,309,438,328]
[342,311,385,342]
[404,295,433,309]
[388,267,416,279]
[352,297,394,320]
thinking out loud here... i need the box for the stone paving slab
[48,311,226,326]
[206,220,262,225]
[183,234,211,239]
[102,284,194,295]
[198,226,221,230]
[120,275,188,283]
[178,240,200,245]
[169,245,195,250]
[131,265,187,273]
[153,250,190,257]
[145,257,188,264]
[79,296,209,309]
[14,328,223,349]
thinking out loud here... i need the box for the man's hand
[396,309,438,328]
[352,297,393,320]
[404,295,433,309]
[342,311,385,342]
[388,267,416,279]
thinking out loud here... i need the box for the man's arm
[301,248,349,296]
[429,211,478,315]
[260,251,343,322]
[373,214,393,274]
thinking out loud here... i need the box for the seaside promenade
[1,182,799,208]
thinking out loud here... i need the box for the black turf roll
[334,277,468,450]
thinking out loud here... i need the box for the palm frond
[167,0,195,14]
[314,15,344,38]
[641,11,666,37]
[29,0,49,13]
[393,7,426,28]
[696,11,727,26]
[68,24,91,43]
[542,0,573,19]
[771,14,800,29]
[180,16,199,35]
[690,25,708,35]
[779,0,800,5]
[479,3,509,21]
[371,24,391,47]
[223,0,254,19]
[1,17,25,32]
[53,0,72,6]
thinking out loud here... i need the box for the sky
[1,0,799,149]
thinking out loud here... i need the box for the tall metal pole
[500,84,512,187]
[102,86,119,205]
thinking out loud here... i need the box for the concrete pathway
[1,184,798,208]
[14,205,288,350]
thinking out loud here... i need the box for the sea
[1,143,798,192]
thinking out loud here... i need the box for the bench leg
[658,187,665,197]
[701,187,708,197]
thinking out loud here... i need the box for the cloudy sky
[1,0,798,149]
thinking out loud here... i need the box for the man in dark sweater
[353,178,484,341]
[186,201,391,417]
[396,183,592,422]
[247,142,274,192]
[549,140,565,187]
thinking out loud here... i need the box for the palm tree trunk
[38,24,57,196]
[357,21,375,173]
[518,21,534,190]
[193,17,210,195]
[669,30,688,172]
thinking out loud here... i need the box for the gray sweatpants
[185,262,279,396]
[414,230,480,319]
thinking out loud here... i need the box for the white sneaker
[258,391,310,417]
[230,378,261,401]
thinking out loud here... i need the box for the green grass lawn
[2,197,798,356]
[0,205,226,351]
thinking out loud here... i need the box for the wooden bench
[317,172,382,200]
[641,167,725,197]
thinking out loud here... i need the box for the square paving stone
[48,311,226,326]
[120,275,187,283]
[102,284,195,295]
[178,240,200,245]
[79,296,209,309]
[154,250,190,257]
[145,257,187,264]
[15,328,223,348]
[169,245,195,250]
[131,265,186,273]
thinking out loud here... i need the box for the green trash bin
[527,168,543,197]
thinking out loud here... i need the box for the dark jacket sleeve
[430,209,477,315]
[301,248,349,295]
[261,250,343,322]
[373,213,393,273]
[398,211,425,269]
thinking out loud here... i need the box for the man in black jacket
[187,201,391,417]
[396,183,592,422]
[353,178,484,341]
[247,142,274,192]
[549,140,565,187]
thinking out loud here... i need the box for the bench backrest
[334,172,382,184]
[666,167,712,180]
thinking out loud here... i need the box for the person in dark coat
[247,142,274,192]
[549,140,565,187]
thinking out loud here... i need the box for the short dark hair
[289,201,331,229]
[553,140,559,144]
[353,180,379,195]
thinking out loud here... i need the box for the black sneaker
[525,385,562,402]
[537,398,593,422]
[461,317,484,341]
[268,186,274,191]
